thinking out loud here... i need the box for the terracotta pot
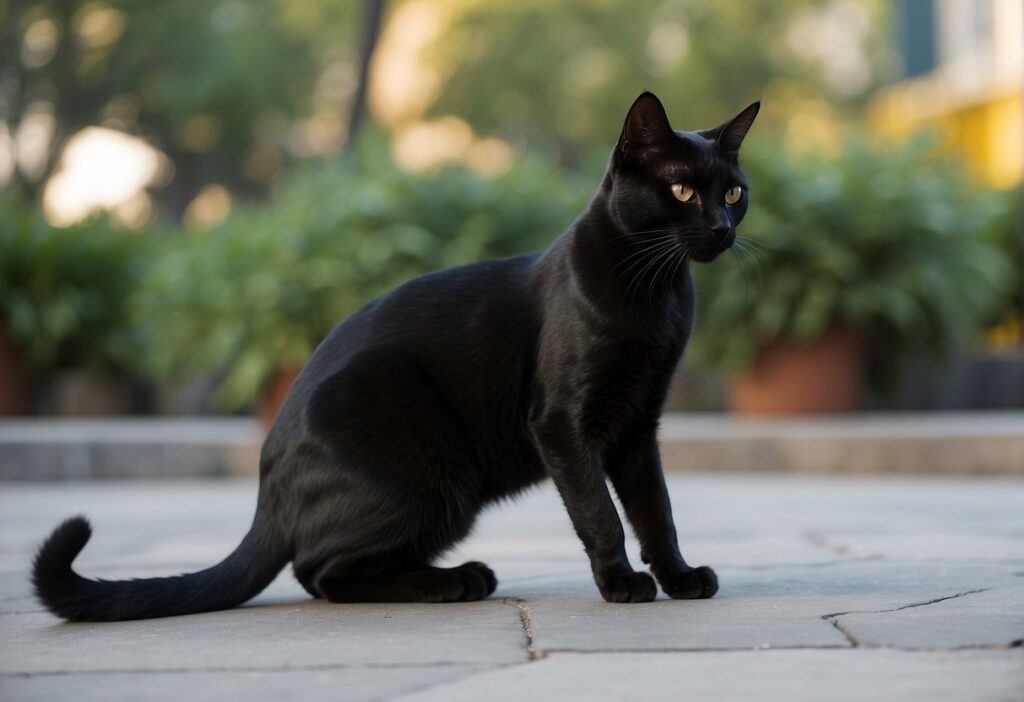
[730,324,865,414]
[258,368,301,431]
[0,326,35,415]
[42,370,135,415]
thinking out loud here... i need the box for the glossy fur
[33,92,759,620]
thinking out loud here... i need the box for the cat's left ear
[618,92,675,154]
[701,101,760,153]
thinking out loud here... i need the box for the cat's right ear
[618,92,674,156]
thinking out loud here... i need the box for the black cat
[33,92,759,620]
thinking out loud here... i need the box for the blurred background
[1,0,1021,424]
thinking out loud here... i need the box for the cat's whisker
[734,236,767,259]
[623,243,673,301]
[615,236,678,274]
[648,243,684,305]
[731,242,763,292]
[627,240,679,304]
[667,246,691,287]
[602,229,675,246]
[606,227,678,243]
[729,248,752,303]
[616,249,673,282]
[644,245,676,305]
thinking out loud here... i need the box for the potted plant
[140,144,587,428]
[0,318,34,414]
[0,196,145,415]
[690,134,1015,414]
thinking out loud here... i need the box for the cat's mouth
[688,231,735,263]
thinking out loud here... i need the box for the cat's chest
[576,335,682,443]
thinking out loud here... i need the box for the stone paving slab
[508,561,1022,652]
[1,474,1022,701]
[1,601,526,675]
[392,650,1024,702]
[834,585,1024,649]
[0,666,488,702]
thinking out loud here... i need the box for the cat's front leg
[529,410,657,603]
[606,435,718,600]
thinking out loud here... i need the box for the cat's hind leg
[291,346,496,603]
[313,559,497,603]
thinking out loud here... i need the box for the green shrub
[689,133,1016,388]
[0,195,145,377]
[980,185,1022,325]
[138,146,589,408]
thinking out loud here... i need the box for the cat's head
[606,92,759,263]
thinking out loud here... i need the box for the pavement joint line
[827,615,863,647]
[0,662,493,678]
[539,643,1024,654]
[6,644,1020,682]
[542,645,853,654]
[822,587,995,649]
[820,587,993,622]
[889,588,991,612]
[501,597,546,661]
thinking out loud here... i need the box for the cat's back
[358,251,541,342]
[294,252,543,392]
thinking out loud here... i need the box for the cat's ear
[701,101,760,153]
[618,92,674,154]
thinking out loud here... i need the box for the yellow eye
[725,185,744,205]
[671,183,695,203]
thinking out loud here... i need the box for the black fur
[33,92,758,620]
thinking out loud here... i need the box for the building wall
[871,0,1022,187]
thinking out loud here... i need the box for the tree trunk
[344,0,386,152]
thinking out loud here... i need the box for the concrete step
[0,418,261,480]
[658,412,1024,475]
[0,412,1021,480]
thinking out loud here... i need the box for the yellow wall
[871,87,1022,188]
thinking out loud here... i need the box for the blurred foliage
[689,134,1016,389]
[0,195,145,375]
[3,0,1020,413]
[425,0,889,159]
[3,0,358,207]
[981,186,1023,324]
[3,0,894,211]
[134,143,589,408]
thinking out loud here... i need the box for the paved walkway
[1,474,1021,701]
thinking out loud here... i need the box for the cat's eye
[671,183,695,203]
[724,186,744,205]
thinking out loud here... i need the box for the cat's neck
[562,193,693,319]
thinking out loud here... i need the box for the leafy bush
[690,134,1016,388]
[981,185,1022,325]
[0,195,145,376]
[138,146,589,408]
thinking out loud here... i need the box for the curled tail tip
[32,515,92,615]
[36,515,92,566]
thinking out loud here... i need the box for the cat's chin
[690,232,736,263]
[689,246,730,263]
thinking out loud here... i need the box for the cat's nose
[710,224,731,238]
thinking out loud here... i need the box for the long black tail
[32,515,289,621]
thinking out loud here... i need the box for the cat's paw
[597,571,658,603]
[661,565,718,600]
[456,561,498,598]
